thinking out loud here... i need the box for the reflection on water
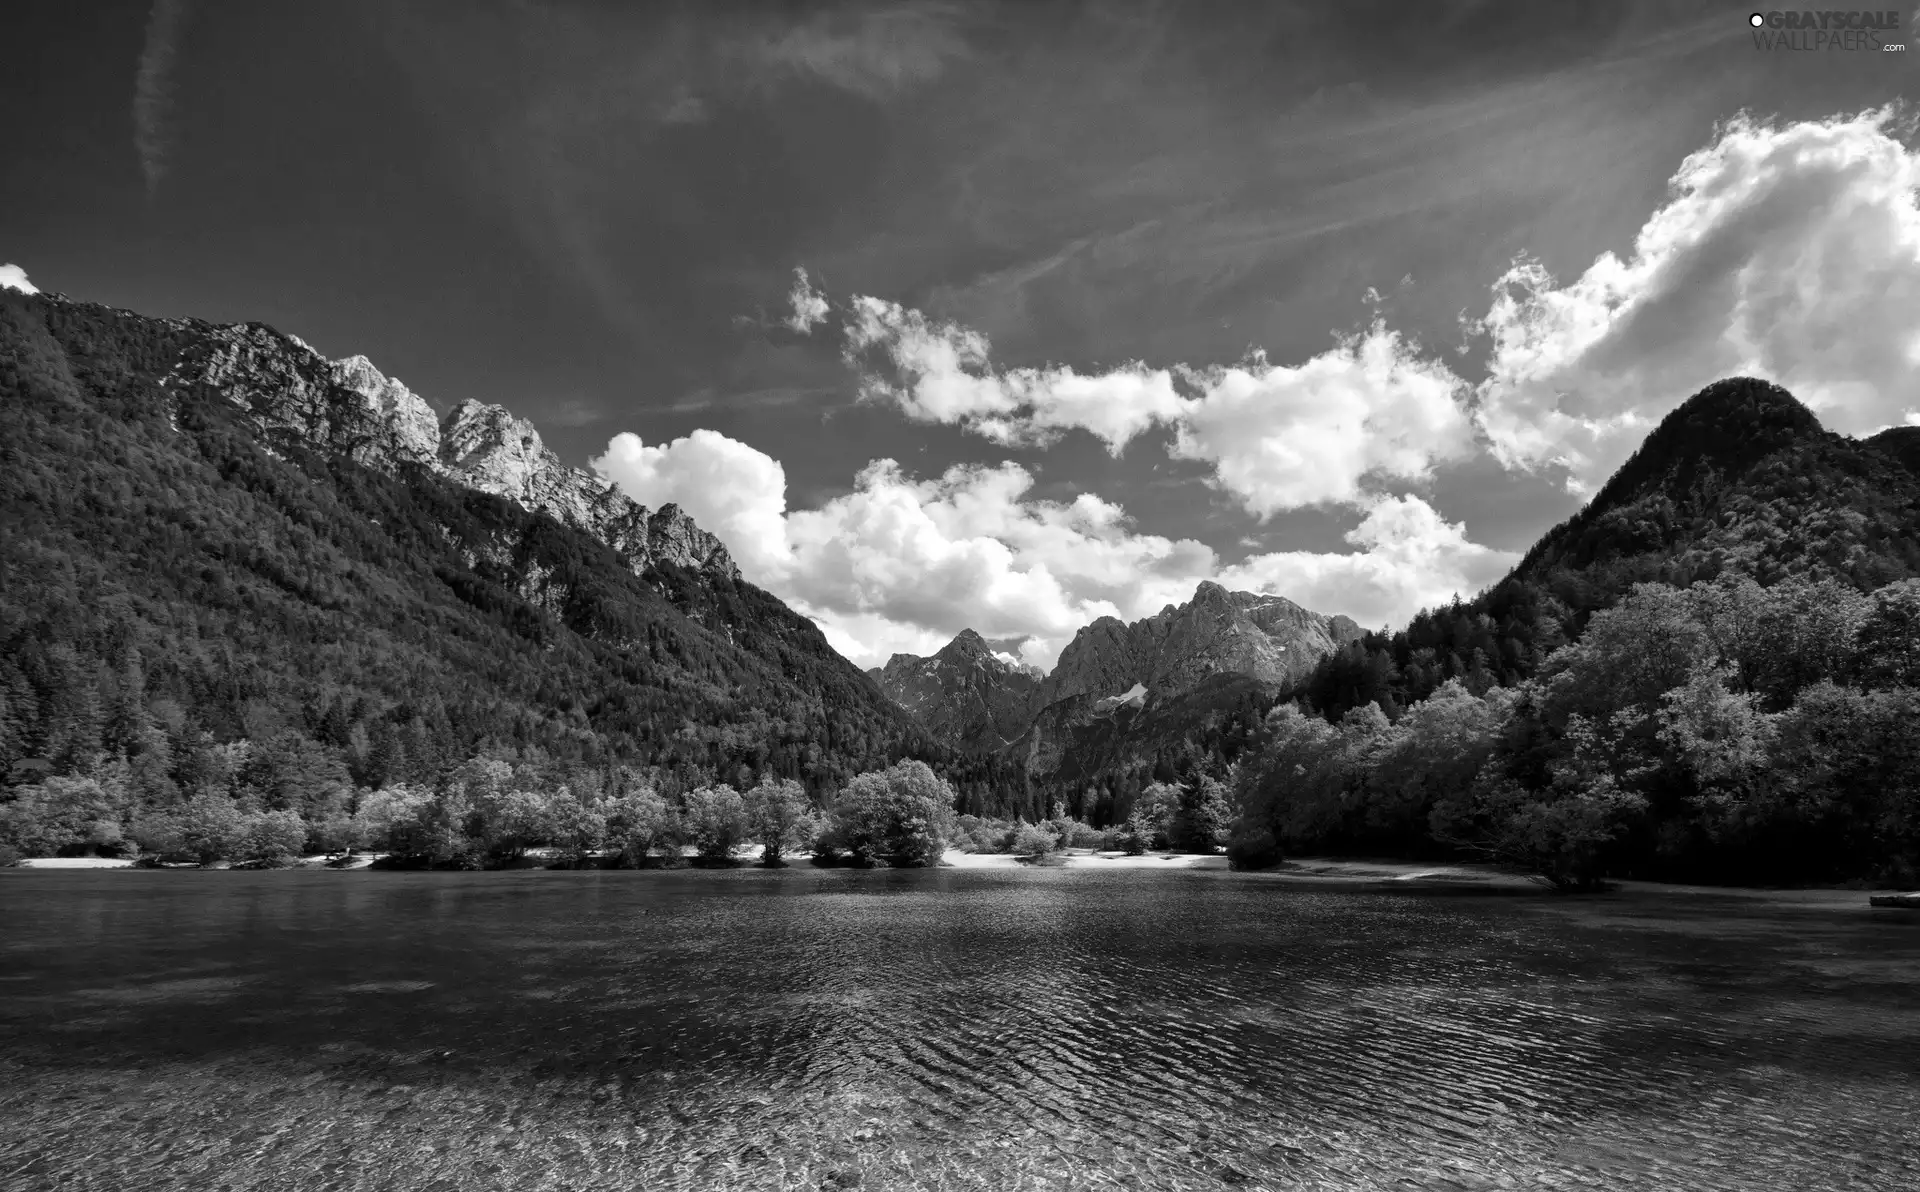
[1,868,1916,1190]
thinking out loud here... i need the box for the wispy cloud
[133,0,194,196]
[732,1,972,101]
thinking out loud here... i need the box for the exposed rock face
[1018,581,1364,773]
[331,354,441,465]
[869,585,1362,765]
[871,629,1044,750]
[1037,581,1362,707]
[167,323,738,581]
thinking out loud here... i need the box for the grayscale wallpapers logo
[1749,10,1908,49]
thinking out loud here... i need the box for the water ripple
[0,868,1916,1190]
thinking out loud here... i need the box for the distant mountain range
[871,582,1364,781]
[0,289,947,796]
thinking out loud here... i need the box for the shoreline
[9,850,1916,906]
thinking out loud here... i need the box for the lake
[1,867,1916,1191]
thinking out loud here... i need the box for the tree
[350,785,431,852]
[172,792,248,865]
[1859,579,1920,689]
[1432,715,1648,891]
[1169,774,1232,853]
[830,759,955,867]
[0,776,130,858]
[682,784,750,861]
[1133,782,1182,850]
[473,789,553,862]
[545,790,605,866]
[1367,681,1511,852]
[744,776,817,866]
[603,787,679,866]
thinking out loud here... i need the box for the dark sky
[5,0,1916,665]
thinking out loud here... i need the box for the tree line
[1229,575,1920,889]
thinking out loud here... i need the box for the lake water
[1,867,1916,1191]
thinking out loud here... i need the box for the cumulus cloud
[838,290,1471,508]
[1217,495,1520,633]
[591,429,791,578]
[0,264,37,294]
[1172,324,1474,518]
[594,425,1512,670]
[785,267,830,334]
[586,108,1920,666]
[1474,106,1920,492]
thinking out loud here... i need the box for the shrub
[1114,810,1154,855]
[1064,820,1105,849]
[1226,826,1283,870]
[234,809,307,864]
[1012,821,1056,857]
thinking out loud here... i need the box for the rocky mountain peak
[647,504,736,574]
[940,628,991,659]
[1038,585,1362,718]
[329,354,441,465]
[161,319,739,583]
[870,628,1045,751]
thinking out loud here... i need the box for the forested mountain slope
[0,290,945,807]
[1299,379,1920,720]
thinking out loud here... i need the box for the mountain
[1298,378,1920,719]
[867,630,1043,752]
[1015,581,1364,779]
[0,289,940,798]
[177,325,738,582]
[869,582,1362,816]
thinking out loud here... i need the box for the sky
[5,0,1920,669]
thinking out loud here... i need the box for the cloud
[1217,495,1520,634]
[736,2,971,101]
[1172,323,1475,518]
[0,264,37,295]
[594,427,1513,670]
[837,291,1472,506]
[134,0,194,195]
[1473,106,1920,492]
[591,429,791,579]
[785,267,830,334]
[841,294,1187,454]
[654,92,709,126]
